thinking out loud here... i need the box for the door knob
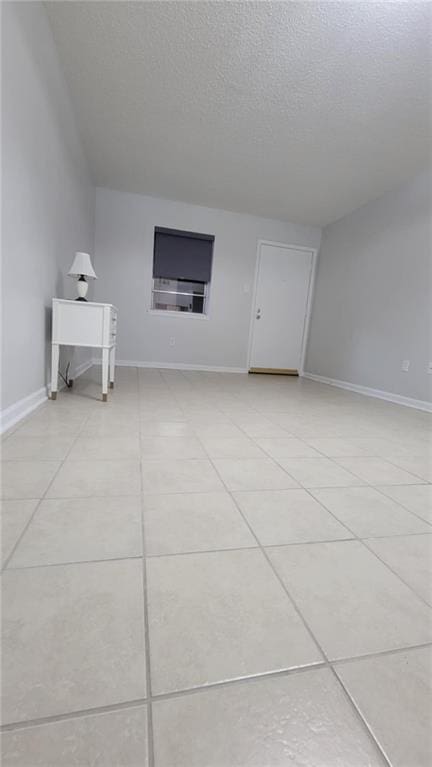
[256,309,261,320]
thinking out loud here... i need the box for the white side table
[51,299,117,402]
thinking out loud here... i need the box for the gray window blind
[153,227,214,283]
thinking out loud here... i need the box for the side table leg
[51,344,59,400]
[102,347,109,402]
[109,346,115,389]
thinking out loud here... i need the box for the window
[152,227,214,315]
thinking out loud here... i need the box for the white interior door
[249,243,313,372]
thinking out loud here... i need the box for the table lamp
[68,252,97,301]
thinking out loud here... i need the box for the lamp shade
[68,252,97,279]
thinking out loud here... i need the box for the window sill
[148,309,209,320]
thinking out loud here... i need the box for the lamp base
[76,275,89,301]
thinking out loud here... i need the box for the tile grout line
[196,434,395,764]
[4,478,429,502]
[197,429,430,765]
[227,413,431,500]
[137,368,156,767]
[309,487,432,610]
[0,699,149,733]
[369,483,432,529]
[375,451,431,483]
[227,416,432,606]
[290,455,432,610]
[196,377,431,762]
[328,665,393,767]
[5,554,144,571]
[359,537,432,609]
[1,408,95,572]
[330,640,432,667]
[3,640,432,733]
[5,527,432,573]
[285,441,432,623]
[258,438,432,608]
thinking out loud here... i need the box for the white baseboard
[302,372,432,413]
[92,358,248,374]
[1,359,93,435]
[1,387,48,435]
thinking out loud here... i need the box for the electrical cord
[59,361,73,388]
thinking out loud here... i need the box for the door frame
[247,239,318,376]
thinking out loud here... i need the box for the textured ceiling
[45,1,431,226]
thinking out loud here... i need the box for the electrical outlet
[169,337,175,346]
[401,360,410,372]
[428,362,432,374]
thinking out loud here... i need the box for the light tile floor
[1,366,431,766]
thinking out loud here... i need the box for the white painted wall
[94,187,321,370]
[1,2,95,411]
[305,172,432,403]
